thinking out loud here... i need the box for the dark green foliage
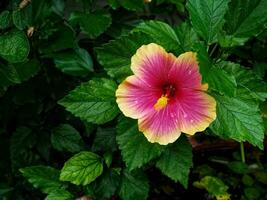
[0,0,267,199]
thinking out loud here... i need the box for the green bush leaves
[186,0,230,44]
[59,78,119,124]
[0,30,30,63]
[60,151,103,185]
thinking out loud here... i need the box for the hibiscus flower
[116,43,216,145]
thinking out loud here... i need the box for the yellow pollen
[154,96,168,111]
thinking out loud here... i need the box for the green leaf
[195,43,237,97]
[0,11,12,29]
[116,117,164,171]
[0,59,40,87]
[40,24,75,54]
[210,92,264,149]
[119,169,149,200]
[92,127,117,152]
[52,48,93,76]
[12,7,32,30]
[221,61,267,101]
[134,20,182,53]
[95,31,154,81]
[186,0,230,44]
[174,22,199,52]
[0,30,30,63]
[89,169,120,199]
[224,0,267,40]
[70,11,111,39]
[244,187,261,200]
[156,136,193,188]
[51,124,84,153]
[60,151,103,185]
[227,161,248,174]
[59,78,119,124]
[45,189,73,200]
[193,176,229,197]
[20,166,64,194]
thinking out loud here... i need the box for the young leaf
[193,176,229,197]
[0,30,30,63]
[52,48,93,76]
[186,0,230,44]
[211,92,264,149]
[69,11,111,39]
[20,166,64,194]
[60,151,103,185]
[95,32,154,81]
[51,124,84,153]
[156,136,193,188]
[224,0,267,41]
[45,189,73,200]
[119,169,149,200]
[59,78,119,124]
[116,117,164,171]
[134,20,183,53]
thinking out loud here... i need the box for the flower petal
[116,75,161,119]
[174,88,216,135]
[131,43,176,87]
[138,105,181,145]
[168,51,207,91]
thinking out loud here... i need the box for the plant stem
[209,43,218,57]
[240,142,246,163]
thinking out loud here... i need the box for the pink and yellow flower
[116,43,216,145]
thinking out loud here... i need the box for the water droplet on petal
[184,113,187,118]
[134,100,138,104]
[190,119,194,123]
[188,70,192,75]
[170,113,175,118]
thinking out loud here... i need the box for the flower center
[162,84,176,97]
[154,84,176,111]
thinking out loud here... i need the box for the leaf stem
[240,142,246,163]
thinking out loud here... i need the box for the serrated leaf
[51,124,84,153]
[60,151,103,185]
[69,11,111,39]
[20,166,64,194]
[221,61,267,101]
[224,0,267,40]
[156,136,193,188]
[174,22,199,52]
[116,117,164,171]
[134,20,183,53]
[0,30,30,63]
[119,169,149,200]
[186,0,230,44]
[210,92,264,149]
[95,32,154,81]
[59,78,119,124]
[195,43,237,97]
[92,127,117,152]
[193,176,229,197]
[45,189,73,200]
[52,48,93,76]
